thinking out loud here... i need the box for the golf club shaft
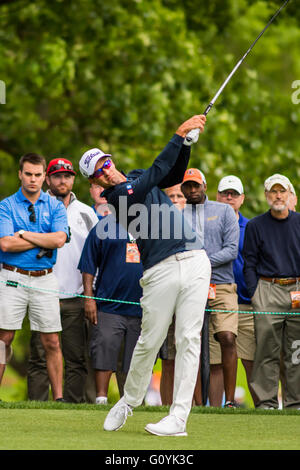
[184,0,291,144]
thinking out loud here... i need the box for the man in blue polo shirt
[78,215,143,405]
[0,152,69,401]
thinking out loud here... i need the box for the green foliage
[0,0,299,215]
[0,0,300,389]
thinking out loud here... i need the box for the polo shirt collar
[16,187,47,204]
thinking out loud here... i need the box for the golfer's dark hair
[19,153,46,172]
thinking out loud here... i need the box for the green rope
[2,279,300,315]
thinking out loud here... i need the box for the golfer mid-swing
[79,114,211,437]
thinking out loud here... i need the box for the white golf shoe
[103,397,133,431]
[95,396,108,405]
[145,415,187,437]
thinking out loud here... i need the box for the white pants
[124,249,211,422]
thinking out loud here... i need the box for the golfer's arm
[126,135,184,203]
[158,144,190,189]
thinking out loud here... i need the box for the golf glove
[183,128,200,146]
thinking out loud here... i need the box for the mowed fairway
[0,403,300,450]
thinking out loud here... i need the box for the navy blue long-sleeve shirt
[78,216,143,317]
[103,134,203,271]
[243,210,300,297]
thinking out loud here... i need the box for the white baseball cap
[290,182,296,195]
[218,175,244,195]
[264,174,291,192]
[79,148,111,177]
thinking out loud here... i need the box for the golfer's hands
[84,298,98,325]
[176,114,206,142]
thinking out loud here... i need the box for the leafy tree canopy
[0,0,299,217]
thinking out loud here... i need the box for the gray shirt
[183,197,239,284]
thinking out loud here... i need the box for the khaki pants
[124,250,211,422]
[251,279,300,409]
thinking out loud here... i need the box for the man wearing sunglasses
[79,114,211,437]
[0,152,69,401]
[27,158,99,403]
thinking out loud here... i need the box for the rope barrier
[1,279,300,315]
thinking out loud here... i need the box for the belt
[261,276,300,286]
[3,263,52,277]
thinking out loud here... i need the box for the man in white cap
[215,175,257,406]
[79,115,211,436]
[243,173,300,409]
[288,182,297,211]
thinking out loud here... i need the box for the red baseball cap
[46,158,76,176]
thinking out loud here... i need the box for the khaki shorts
[0,269,61,333]
[209,303,256,364]
[209,283,238,336]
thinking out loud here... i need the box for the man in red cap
[27,157,99,403]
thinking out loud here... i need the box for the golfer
[79,115,211,437]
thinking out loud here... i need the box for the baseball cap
[218,175,244,195]
[79,148,112,178]
[264,174,291,192]
[46,158,76,176]
[290,182,296,195]
[199,170,206,185]
[181,168,203,186]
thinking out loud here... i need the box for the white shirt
[51,192,99,298]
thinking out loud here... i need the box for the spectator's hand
[84,298,98,325]
[176,114,206,138]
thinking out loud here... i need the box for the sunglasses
[48,163,74,174]
[28,204,36,223]
[89,158,112,179]
[219,190,241,199]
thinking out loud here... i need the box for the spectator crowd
[0,116,300,427]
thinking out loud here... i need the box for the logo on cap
[84,150,101,168]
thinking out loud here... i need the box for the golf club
[184,0,291,145]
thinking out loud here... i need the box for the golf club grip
[184,103,213,145]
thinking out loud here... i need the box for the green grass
[0,402,299,450]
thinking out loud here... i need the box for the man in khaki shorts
[0,152,69,401]
[181,169,240,408]
[213,175,257,406]
[243,174,300,409]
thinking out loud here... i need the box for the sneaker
[103,397,133,431]
[96,396,108,405]
[224,401,239,408]
[55,398,67,403]
[145,415,187,437]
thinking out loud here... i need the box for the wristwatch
[18,230,25,238]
